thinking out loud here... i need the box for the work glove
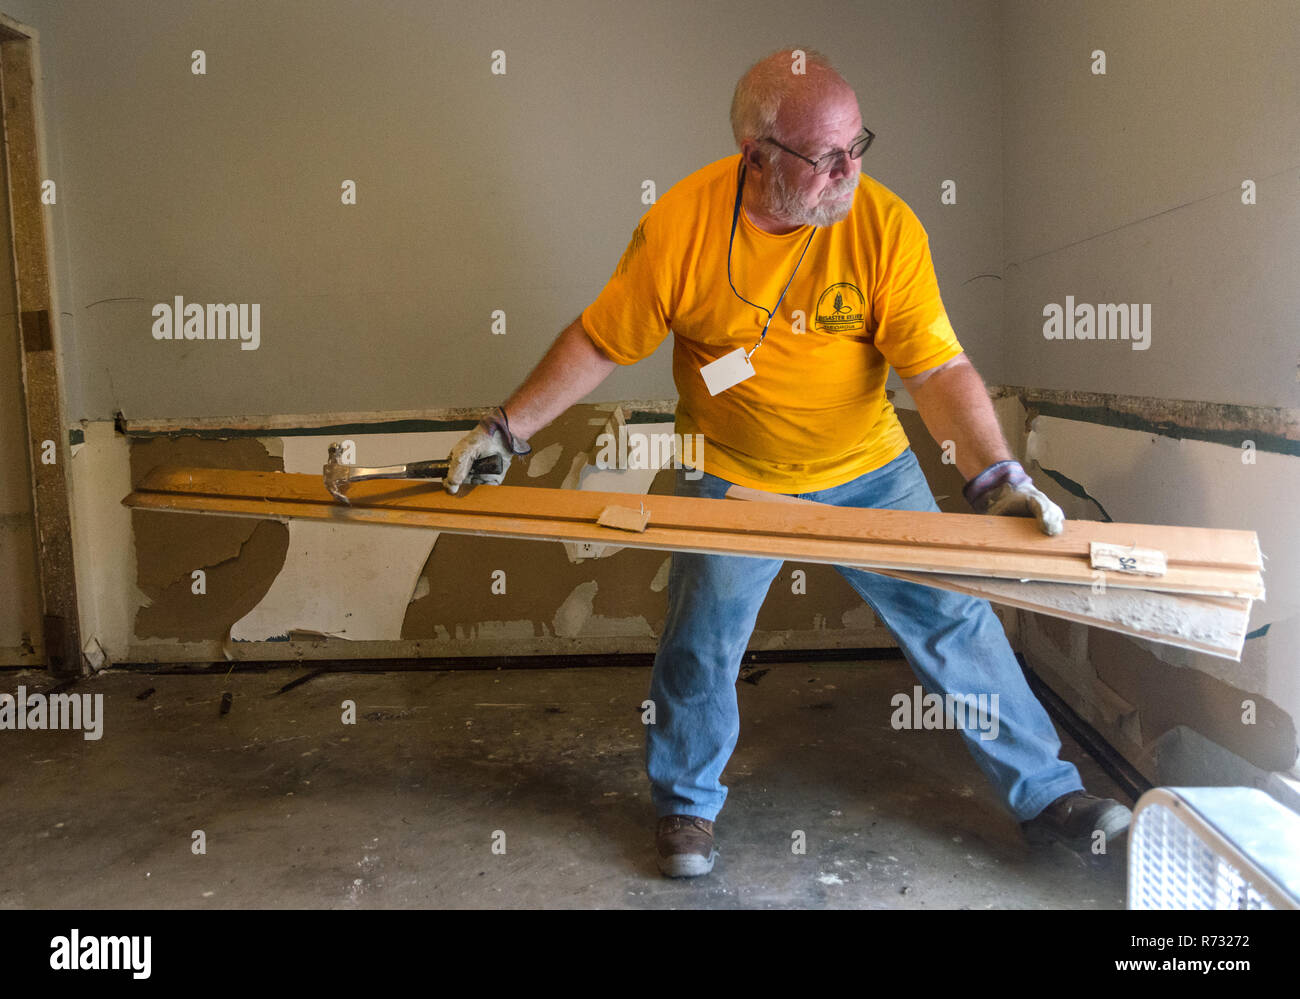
[963,460,1065,536]
[444,406,531,494]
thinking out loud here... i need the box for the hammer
[322,442,503,504]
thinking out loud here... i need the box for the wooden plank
[126,469,1262,596]
[123,467,1265,598]
[2,37,82,677]
[723,483,1251,660]
[136,465,1263,571]
[116,399,678,435]
[121,487,1255,657]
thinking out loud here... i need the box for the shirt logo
[815,282,866,333]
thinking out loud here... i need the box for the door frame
[0,12,82,677]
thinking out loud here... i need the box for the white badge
[700,347,755,396]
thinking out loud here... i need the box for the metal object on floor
[1128,787,1300,910]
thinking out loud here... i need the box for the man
[446,49,1131,878]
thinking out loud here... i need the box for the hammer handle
[405,454,503,479]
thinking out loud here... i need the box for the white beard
[767,167,857,227]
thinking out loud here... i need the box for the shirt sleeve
[871,204,964,378]
[580,211,676,365]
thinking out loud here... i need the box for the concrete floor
[1,658,1128,909]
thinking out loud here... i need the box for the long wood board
[141,466,1262,571]
[124,466,1261,660]
[720,485,1254,660]
[126,466,1264,602]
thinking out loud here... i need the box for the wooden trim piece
[123,467,1265,600]
[999,384,1300,451]
[136,466,1262,572]
[724,483,1251,660]
[2,37,82,676]
[118,399,679,435]
[0,13,34,43]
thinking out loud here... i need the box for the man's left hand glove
[963,460,1065,536]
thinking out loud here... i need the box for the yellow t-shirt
[581,154,963,493]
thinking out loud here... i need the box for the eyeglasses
[761,126,875,175]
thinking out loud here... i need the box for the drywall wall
[1000,0,1300,407]
[115,402,993,662]
[890,384,1300,777]
[7,1,1294,784]
[1027,412,1297,767]
[995,0,1300,782]
[10,0,1001,423]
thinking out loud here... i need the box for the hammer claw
[322,445,502,505]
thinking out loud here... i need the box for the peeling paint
[230,433,453,641]
[650,557,671,593]
[129,436,288,642]
[129,436,283,590]
[526,442,564,477]
[1020,413,1299,779]
[554,581,599,637]
[471,620,537,641]
[135,520,289,641]
[841,604,879,630]
[119,404,909,658]
[231,520,431,641]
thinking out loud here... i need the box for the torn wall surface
[1005,405,1297,783]
[50,392,1297,789]
[114,404,899,661]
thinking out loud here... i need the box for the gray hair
[730,48,848,152]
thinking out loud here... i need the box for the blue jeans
[646,449,1084,823]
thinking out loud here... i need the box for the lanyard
[726,161,818,360]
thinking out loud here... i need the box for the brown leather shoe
[1022,791,1131,852]
[656,814,718,877]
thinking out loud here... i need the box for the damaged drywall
[230,519,434,641]
[552,580,654,639]
[230,433,462,641]
[114,400,1009,659]
[402,517,673,643]
[130,436,287,643]
[1017,387,1300,458]
[71,422,152,662]
[1027,415,1296,648]
[402,405,674,643]
[401,402,920,647]
[1089,627,1296,774]
[1014,408,1299,781]
[135,520,290,642]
